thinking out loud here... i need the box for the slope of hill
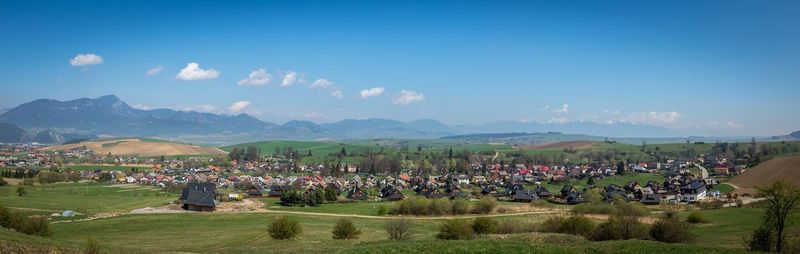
[40,138,226,156]
[0,122,27,143]
[729,155,800,193]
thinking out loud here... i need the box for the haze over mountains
[0,95,794,145]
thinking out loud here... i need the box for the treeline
[279,187,338,207]
[0,168,38,179]
[228,145,261,162]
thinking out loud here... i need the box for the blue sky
[1,0,798,136]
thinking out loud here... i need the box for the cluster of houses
[2,143,747,212]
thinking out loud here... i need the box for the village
[0,141,749,213]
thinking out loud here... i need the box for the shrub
[385,219,413,240]
[16,185,27,196]
[472,197,497,214]
[436,220,474,240]
[451,199,470,215]
[541,215,595,237]
[0,205,13,228]
[589,218,622,241]
[22,178,34,186]
[745,225,774,252]
[0,176,7,186]
[332,218,361,239]
[496,220,533,234]
[427,198,452,215]
[16,216,52,236]
[686,211,710,224]
[85,238,102,254]
[376,205,389,216]
[650,217,693,243]
[471,217,497,235]
[268,216,302,240]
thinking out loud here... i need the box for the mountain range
[0,95,794,145]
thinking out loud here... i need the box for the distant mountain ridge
[0,95,784,145]
[0,122,97,144]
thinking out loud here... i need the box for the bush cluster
[471,217,497,235]
[391,196,500,216]
[541,215,596,237]
[436,220,474,240]
[0,205,52,237]
[268,216,302,240]
[332,218,361,240]
[385,219,413,240]
[649,217,693,243]
[686,211,710,224]
[472,197,497,214]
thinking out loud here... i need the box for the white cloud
[625,111,683,125]
[238,68,272,86]
[176,63,220,80]
[184,104,219,113]
[331,89,343,99]
[360,87,385,98]
[553,104,569,114]
[146,65,164,76]
[311,79,334,89]
[70,53,103,66]
[132,103,152,110]
[392,90,424,105]
[281,71,297,87]
[227,101,251,114]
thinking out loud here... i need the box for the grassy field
[0,211,752,254]
[685,208,800,249]
[0,182,176,214]
[1,181,798,253]
[63,164,151,171]
[223,140,378,156]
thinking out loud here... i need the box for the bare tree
[757,180,800,252]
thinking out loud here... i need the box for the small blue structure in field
[62,210,75,217]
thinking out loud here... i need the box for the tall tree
[757,180,800,252]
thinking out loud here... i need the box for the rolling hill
[729,155,800,193]
[40,138,226,156]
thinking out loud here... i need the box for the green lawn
[712,183,736,194]
[0,182,176,214]
[63,164,151,171]
[684,208,800,249]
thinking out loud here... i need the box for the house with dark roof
[534,186,552,198]
[512,190,539,202]
[640,194,661,205]
[268,185,290,197]
[180,183,219,212]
